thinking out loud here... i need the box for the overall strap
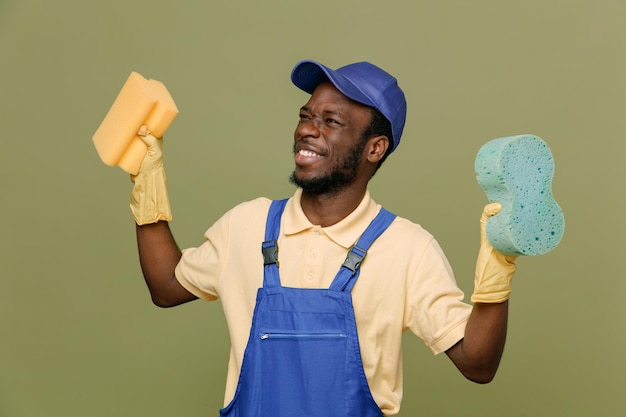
[329,208,397,293]
[262,199,288,287]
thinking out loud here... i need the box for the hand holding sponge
[471,134,565,303]
[129,126,172,225]
[93,72,178,225]
[92,72,178,175]
[472,203,517,303]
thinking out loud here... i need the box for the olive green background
[1,1,624,416]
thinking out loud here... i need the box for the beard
[289,138,367,196]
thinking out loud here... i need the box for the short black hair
[360,107,394,173]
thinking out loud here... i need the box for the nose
[295,117,321,140]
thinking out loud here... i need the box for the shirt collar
[284,188,381,248]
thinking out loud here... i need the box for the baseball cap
[291,59,407,153]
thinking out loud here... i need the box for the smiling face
[290,82,375,196]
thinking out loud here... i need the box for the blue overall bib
[220,199,396,417]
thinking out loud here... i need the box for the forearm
[446,301,508,383]
[128,128,196,307]
[136,221,195,307]
[445,203,516,382]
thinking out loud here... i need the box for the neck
[300,184,367,227]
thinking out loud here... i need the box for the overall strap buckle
[262,240,279,266]
[342,245,367,274]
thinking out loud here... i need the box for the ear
[366,135,389,164]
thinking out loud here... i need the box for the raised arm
[446,203,517,383]
[136,221,196,307]
[130,127,197,307]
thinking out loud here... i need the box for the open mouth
[294,148,324,167]
[298,149,320,158]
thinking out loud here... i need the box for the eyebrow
[299,106,345,119]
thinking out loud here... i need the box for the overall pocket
[258,310,348,417]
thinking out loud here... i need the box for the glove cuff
[471,249,516,303]
[130,166,172,225]
[471,283,512,304]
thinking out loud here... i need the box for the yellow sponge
[92,72,178,174]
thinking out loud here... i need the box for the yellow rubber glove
[471,203,518,303]
[129,126,172,225]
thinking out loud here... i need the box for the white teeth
[299,150,319,157]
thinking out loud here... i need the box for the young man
[130,60,516,416]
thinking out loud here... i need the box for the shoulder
[385,214,435,244]
[374,212,449,266]
[228,197,273,218]
[204,197,280,238]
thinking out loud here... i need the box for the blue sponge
[475,134,564,256]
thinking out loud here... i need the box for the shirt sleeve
[405,237,472,354]
[174,197,272,301]
[174,209,234,301]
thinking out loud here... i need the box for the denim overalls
[220,199,396,417]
